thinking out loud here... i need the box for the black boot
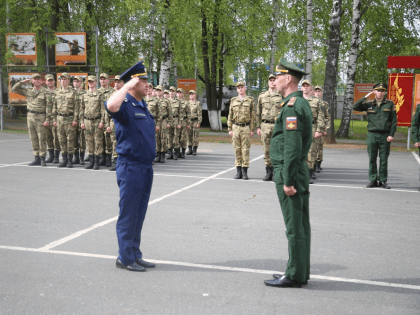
[40,156,46,167]
[154,152,161,163]
[67,154,74,168]
[110,157,117,171]
[99,153,106,166]
[73,149,80,164]
[93,155,100,170]
[180,148,186,159]
[192,146,198,156]
[45,150,54,163]
[167,148,174,159]
[29,156,41,166]
[263,166,273,181]
[234,166,242,179]
[53,150,60,164]
[84,154,90,162]
[315,161,321,173]
[310,169,316,180]
[270,167,274,181]
[186,146,193,155]
[105,154,112,167]
[59,154,68,168]
[174,148,179,160]
[318,161,323,170]
[159,152,166,163]
[85,155,94,169]
[80,152,85,166]
[242,167,249,180]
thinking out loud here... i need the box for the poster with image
[6,33,37,66]
[55,32,87,66]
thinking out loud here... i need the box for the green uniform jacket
[353,97,397,136]
[270,91,313,187]
[412,104,420,144]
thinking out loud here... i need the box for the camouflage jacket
[228,95,255,131]
[179,99,191,127]
[145,96,160,124]
[169,98,185,127]
[79,90,105,125]
[321,100,331,131]
[188,100,202,125]
[52,86,79,124]
[157,97,173,124]
[256,90,283,128]
[306,95,325,133]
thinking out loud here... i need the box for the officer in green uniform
[353,83,397,189]
[264,58,312,288]
[411,103,420,191]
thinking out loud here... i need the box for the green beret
[373,82,387,90]
[274,58,307,80]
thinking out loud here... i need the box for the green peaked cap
[274,58,307,80]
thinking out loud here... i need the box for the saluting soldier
[256,74,283,181]
[176,88,191,158]
[155,85,172,163]
[186,90,202,156]
[72,75,87,165]
[227,81,255,180]
[80,75,105,170]
[313,86,331,173]
[301,80,324,182]
[43,74,60,164]
[52,73,79,168]
[12,73,52,166]
[353,83,397,189]
[98,73,114,167]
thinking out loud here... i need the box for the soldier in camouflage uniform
[72,76,87,165]
[313,86,331,172]
[228,81,255,180]
[12,73,52,166]
[145,83,160,162]
[256,74,283,181]
[301,80,324,182]
[176,88,191,158]
[44,74,60,164]
[52,73,79,168]
[167,86,181,159]
[155,85,172,163]
[80,75,105,170]
[186,90,202,156]
[98,73,114,167]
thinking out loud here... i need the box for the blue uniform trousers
[116,161,153,265]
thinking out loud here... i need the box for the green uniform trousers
[274,165,310,283]
[367,131,390,182]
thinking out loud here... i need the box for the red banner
[414,74,420,116]
[388,73,414,127]
[387,56,420,69]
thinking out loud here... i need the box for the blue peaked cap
[120,61,149,83]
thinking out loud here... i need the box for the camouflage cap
[147,82,153,88]
[236,81,246,87]
[87,75,97,82]
[188,90,197,95]
[164,90,169,94]
[114,75,121,81]
[45,74,54,81]
[60,73,71,79]
[169,86,176,91]
[31,73,41,79]
[373,82,387,90]
[177,88,185,93]
[314,85,323,92]
[301,79,312,86]
[100,73,109,79]
[73,39,78,44]
[269,74,276,80]
[73,75,84,82]
[155,85,163,91]
[274,58,307,80]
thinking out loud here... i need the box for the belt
[191,118,198,121]
[58,113,74,117]
[234,122,250,127]
[161,115,168,120]
[28,110,46,115]
[262,119,275,124]
[173,115,179,118]
[84,115,101,121]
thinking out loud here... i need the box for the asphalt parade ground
[1,132,419,315]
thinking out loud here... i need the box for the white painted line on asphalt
[1,245,419,291]
[37,155,264,251]
[412,151,420,165]
[0,162,32,168]
[311,183,419,193]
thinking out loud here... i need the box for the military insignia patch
[393,104,396,111]
[287,97,296,107]
[286,116,297,130]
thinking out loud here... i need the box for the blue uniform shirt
[105,93,156,165]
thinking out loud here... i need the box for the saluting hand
[125,77,140,90]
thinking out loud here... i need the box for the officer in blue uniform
[105,61,156,272]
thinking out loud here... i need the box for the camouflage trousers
[57,119,76,155]
[28,112,47,157]
[167,124,175,149]
[46,125,60,151]
[232,124,251,168]
[260,122,275,167]
[179,125,188,149]
[316,136,325,162]
[306,126,318,170]
[85,119,104,156]
[187,123,200,146]
[104,130,112,154]
[156,119,168,152]
[110,129,117,158]
[172,126,182,148]
[73,125,86,153]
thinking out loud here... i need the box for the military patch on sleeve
[287,97,296,107]
[285,116,297,130]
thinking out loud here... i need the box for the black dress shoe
[135,258,156,268]
[116,258,146,272]
[273,274,308,285]
[366,181,378,188]
[379,182,390,189]
[264,276,302,288]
